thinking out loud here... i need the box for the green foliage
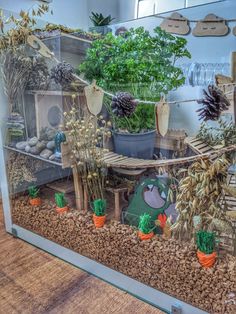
[197,118,236,147]
[28,185,39,199]
[79,27,191,100]
[90,12,114,26]
[55,193,67,208]
[106,101,155,133]
[92,199,106,216]
[79,27,190,133]
[196,230,216,254]
[138,213,154,234]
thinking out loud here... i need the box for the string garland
[122,11,236,25]
[153,15,236,23]
[70,70,234,105]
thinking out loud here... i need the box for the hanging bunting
[27,35,54,58]
[84,80,104,116]
[192,14,229,37]
[160,12,190,35]
[155,100,170,137]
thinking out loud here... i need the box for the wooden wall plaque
[160,13,190,35]
[192,14,229,37]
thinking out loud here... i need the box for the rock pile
[15,135,56,161]
[12,197,236,314]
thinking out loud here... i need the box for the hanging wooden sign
[233,26,236,37]
[27,35,54,59]
[155,100,170,137]
[192,14,229,37]
[84,80,104,116]
[160,12,190,35]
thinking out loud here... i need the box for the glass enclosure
[0,3,236,314]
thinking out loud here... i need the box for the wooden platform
[185,137,216,155]
[0,206,164,314]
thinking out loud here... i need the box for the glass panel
[0,4,235,314]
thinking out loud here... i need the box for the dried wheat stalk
[171,157,233,241]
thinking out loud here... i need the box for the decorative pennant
[192,14,229,37]
[155,100,170,137]
[233,26,236,36]
[27,35,54,58]
[160,12,190,35]
[84,80,104,116]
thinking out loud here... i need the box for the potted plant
[138,213,155,241]
[55,193,68,214]
[79,27,191,159]
[196,230,217,268]
[28,185,41,206]
[92,199,106,228]
[89,12,114,35]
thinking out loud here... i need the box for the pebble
[29,146,41,155]
[49,154,56,161]
[46,140,55,150]
[29,142,46,155]
[35,141,46,152]
[28,137,38,146]
[40,149,53,159]
[16,141,28,150]
[25,144,31,153]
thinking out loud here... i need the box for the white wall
[118,0,137,22]
[87,0,119,26]
[0,0,121,30]
[0,0,89,29]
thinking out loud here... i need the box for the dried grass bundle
[1,47,32,113]
[64,101,111,201]
[171,157,233,241]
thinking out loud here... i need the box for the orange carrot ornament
[28,185,41,206]
[92,199,106,228]
[55,193,69,214]
[138,213,154,241]
[196,230,217,268]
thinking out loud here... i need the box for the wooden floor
[0,206,164,314]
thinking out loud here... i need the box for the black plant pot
[113,130,156,160]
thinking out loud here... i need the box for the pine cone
[27,56,49,90]
[197,85,231,121]
[50,61,75,86]
[111,92,137,117]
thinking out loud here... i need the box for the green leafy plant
[28,185,39,199]
[197,118,236,148]
[196,230,216,254]
[55,193,67,208]
[90,12,114,26]
[93,199,106,216]
[138,213,154,234]
[79,27,190,132]
[79,27,190,99]
[106,101,155,133]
